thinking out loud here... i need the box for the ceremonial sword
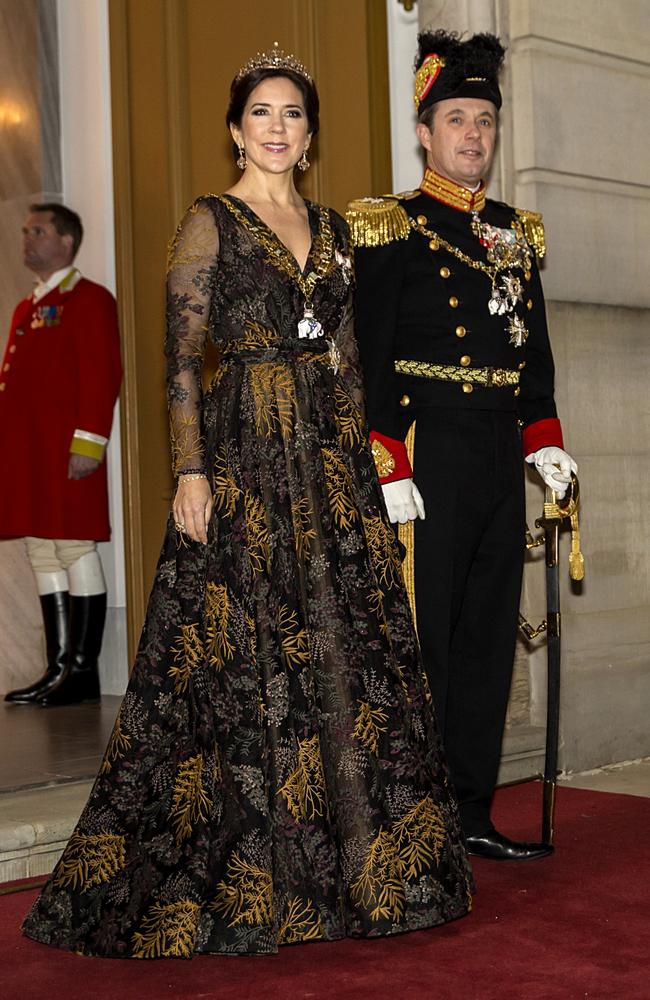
[519,475,584,845]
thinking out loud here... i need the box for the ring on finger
[174,521,186,532]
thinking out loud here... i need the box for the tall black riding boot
[5,592,70,704]
[38,594,105,706]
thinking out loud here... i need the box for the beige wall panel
[546,301,650,459]
[508,0,650,63]
[562,625,650,769]
[511,46,650,186]
[515,181,650,308]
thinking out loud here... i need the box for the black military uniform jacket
[348,170,563,481]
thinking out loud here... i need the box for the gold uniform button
[3,364,9,372]
[449,296,459,308]
[527,299,533,310]
[514,387,521,397]
[400,394,410,408]
[518,361,526,370]
[455,325,466,338]
[9,345,16,353]
[439,266,451,278]
[460,355,471,367]
[462,382,473,394]
[417,214,427,225]
[0,383,5,391]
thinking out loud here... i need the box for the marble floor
[0,698,649,883]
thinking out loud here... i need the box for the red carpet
[2,782,648,1000]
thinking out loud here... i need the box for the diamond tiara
[235,42,312,84]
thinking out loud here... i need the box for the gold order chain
[409,217,521,284]
[218,195,337,301]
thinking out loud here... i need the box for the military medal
[508,314,528,347]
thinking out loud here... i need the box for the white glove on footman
[382,479,426,524]
[525,447,578,499]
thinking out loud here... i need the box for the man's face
[22,212,74,278]
[416,97,498,188]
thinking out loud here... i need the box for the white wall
[57,0,128,693]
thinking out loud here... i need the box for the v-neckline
[223,193,317,276]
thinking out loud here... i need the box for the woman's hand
[172,476,213,544]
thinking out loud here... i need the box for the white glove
[525,446,578,499]
[382,479,426,524]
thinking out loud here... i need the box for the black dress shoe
[465,826,554,861]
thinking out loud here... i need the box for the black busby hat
[414,30,505,116]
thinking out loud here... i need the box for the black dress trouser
[411,407,525,837]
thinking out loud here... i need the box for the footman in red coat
[1,203,122,706]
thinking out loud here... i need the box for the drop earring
[237,144,246,170]
[297,148,310,172]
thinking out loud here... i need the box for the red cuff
[369,430,412,484]
[522,418,564,456]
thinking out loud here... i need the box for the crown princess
[235,41,312,84]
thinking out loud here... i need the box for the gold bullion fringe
[515,208,546,260]
[346,198,411,248]
[397,421,417,632]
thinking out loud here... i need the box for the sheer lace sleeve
[165,199,220,476]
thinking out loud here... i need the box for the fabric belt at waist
[394,359,520,388]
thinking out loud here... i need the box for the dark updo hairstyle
[226,67,320,162]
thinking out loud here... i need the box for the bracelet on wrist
[178,472,207,482]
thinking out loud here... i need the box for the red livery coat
[0,277,122,540]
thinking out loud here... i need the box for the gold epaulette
[346,196,411,248]
[515,208,546,260]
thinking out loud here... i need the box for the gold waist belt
[394,359,520,388]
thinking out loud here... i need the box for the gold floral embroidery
[168,623,204,694]
[53,832,126,892]
[334,385,363,449]
[291,495,316,559]
[323,448,358,530]
[363,514,402,591]
[170,411,204,477]
[278,734,327,821]
[350,829,405,922]
[212,448,241,517]
[218,196,337,301]
[169,753,213,844]
[210,853,273,927]
[368,587,389,637]
[204,582,234,669]
[278,897,324,944]
[100,716,131,774]
[393,795,447,878]
[249,362,296,438]
[132,900,201,959]
[350,795,447,922]
[244,491,271,575]
[353,702,389,756]
[278,605,310,669]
